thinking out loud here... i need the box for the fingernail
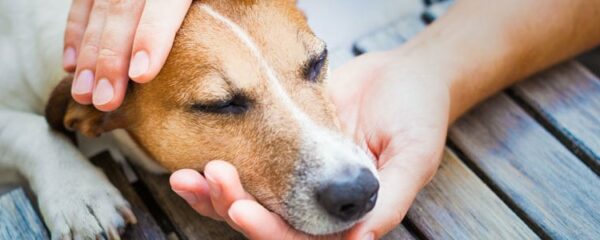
[63,47,76,67]
[228,206,241,226]
[205,173,221,198]
[129,51,149,78]
[93,78,114,106]
[173,190,198,204]
[228,206,249,236]
[73,70,94,95]
[363,232,375,240]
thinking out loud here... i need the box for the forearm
[389,0,600,122]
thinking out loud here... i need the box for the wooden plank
[134,160,417,239]
[578,47,600,77]
[449,94,600,239]
[298,0,424,51]
[421,0,454,24]
[91,152,167,240]
[348,16,538,239]
[134,167,245,240]
[353,17,425,55]
[382,224,417,240]
[0,188,49,240]
[511,61,600,173]
[406,149,538,239]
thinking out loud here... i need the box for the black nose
[316,168,379,221]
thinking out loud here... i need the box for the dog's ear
[45,75,128,137]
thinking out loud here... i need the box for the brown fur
[46,0,336,217]
[46,75,75,133]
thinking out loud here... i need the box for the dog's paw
[37,171,137,240]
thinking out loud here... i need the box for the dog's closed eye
[191,94,250,115]
[304,49,328,82]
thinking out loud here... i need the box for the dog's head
[46,0,378,235]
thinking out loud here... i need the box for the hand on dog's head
[45,0,378,235]
[46,75,128,138]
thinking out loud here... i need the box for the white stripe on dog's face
[201,5,316,131]
[201,5,377,235]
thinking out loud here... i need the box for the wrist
[383,44,464,123]
[385,26,518,123]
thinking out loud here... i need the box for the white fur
[0,1,133,239]
[0,0,377,236]
[110,129,168,174]
[200,5,377,235]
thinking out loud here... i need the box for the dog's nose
[316,168,379,221]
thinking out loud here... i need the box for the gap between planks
[507,61,600,175]
[405,148,538,239]
[449,93,600,239]
[446,141,550,239]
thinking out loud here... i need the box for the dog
[0,0,379,238]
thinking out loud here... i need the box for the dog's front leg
[0,111,135,239]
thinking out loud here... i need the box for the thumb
[344,161,425,240]
[169,169,222,220]
[228,200,305,240]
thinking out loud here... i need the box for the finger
[344,151,442,240]
[169,169,244,234]
[203,161,254,219]
[92,0,145,111]
[170,169,222,220]
[71,0,110,105]
[343,167,416,240]
[63,0,93,72]
[228,200,306,240]
[129,0,192,82]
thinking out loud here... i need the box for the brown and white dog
[0,0,379,238]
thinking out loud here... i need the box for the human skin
[64,0,192,112]
[62,0,600,239]
[169,0,600,239]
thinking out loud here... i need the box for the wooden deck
[1,1,600,239]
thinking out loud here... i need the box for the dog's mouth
[274,134,380,235]
[281,166,379,235]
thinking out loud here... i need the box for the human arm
[412,0,600,122]
[170,0,600,239]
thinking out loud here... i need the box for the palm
[170,52,452,240]
[328,53,449,238]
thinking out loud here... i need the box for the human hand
[325,51,450,239]
[169,50,452,239]
[170,161,315,239]
[64,0,192,111]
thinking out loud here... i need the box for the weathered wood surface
[3,2,600,238]
[511,61,600,173]
[579,47,600,76]
[449,94,600,239]
[349,15,541,239]
[0,188,49,240]
[91,153,167,240]
[421,0,454,24]
[406,149,538,239]
[348,11,600,239]
[297,0,423,52]
[382,224,417,240]
[134,166,245,240]
[353,16,425,55]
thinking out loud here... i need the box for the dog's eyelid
[303,48,328,82]
[311,47,328,63]
[190,93,251,115]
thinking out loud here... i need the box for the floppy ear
[45,75,128,138]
